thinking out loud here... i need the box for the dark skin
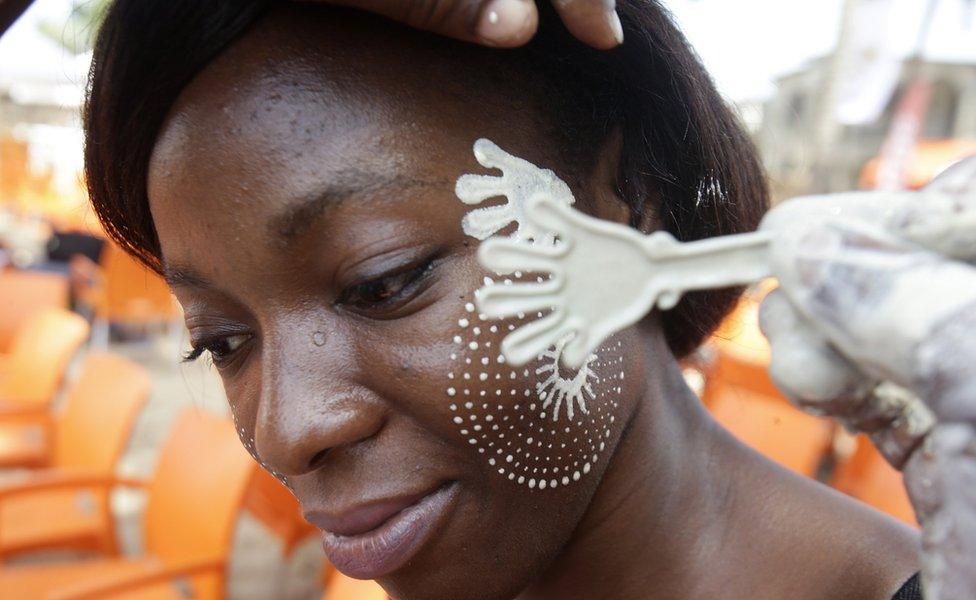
[148,7,919,600]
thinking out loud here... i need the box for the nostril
[307,447,331,472]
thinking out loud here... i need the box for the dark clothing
[892,573,922,600]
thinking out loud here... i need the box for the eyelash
[183,256,437,365]
[336,256,436,312]
[183,333,250,366]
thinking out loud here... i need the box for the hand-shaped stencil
[456,139,575,244]
[476,196,772,369]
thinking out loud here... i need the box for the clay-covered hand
[302,0,624,49]
[758,158,976,600]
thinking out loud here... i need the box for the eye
[184,333,252,366]
[337,257,436,314]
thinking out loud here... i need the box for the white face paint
[451,138,626,489]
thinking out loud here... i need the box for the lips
[306,482,459,580]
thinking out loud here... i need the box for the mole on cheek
[446,273,626,491]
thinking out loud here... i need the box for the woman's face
[148,7,646,599]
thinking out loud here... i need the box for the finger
[550,0,624,50]
[923,155,976,197]
[472,138,530,172]
[501,311,574,366]
[523,195,581,240]
[758,289,869,411]
[456,173,506,205]
[462,205,515,240]
[476,280,562,317]
[320,0,540,48]
[561,329,593,370]
[478,236,563,274]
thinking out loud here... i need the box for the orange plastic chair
[0,308,89,412]
[81,243,177,346]
[0,271,69,354]
[242,467,317,557]
[832,435,917,526]
[0,353,150,560]
[0,351,150,470]
[0,409,257,599]
[702,288,835,477]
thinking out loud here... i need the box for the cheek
[445,274,627,491]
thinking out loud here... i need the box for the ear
[585,127,659,233]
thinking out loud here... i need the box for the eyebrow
[163,266,212,289]
[161,168,449,289]
[269,167,447,244]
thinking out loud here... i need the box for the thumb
[315,0,539,47]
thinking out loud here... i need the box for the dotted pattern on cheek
[232,410,290,488]
[447,279,625,491]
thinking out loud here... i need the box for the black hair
[84,0,768,358]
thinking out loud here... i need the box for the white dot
[469,341,479,350]
[572,471,581,481]
[465,402,474,409]
[583,462,591,474]
[518,476,525,484]
[562,476,570,485]
[529,479,537,489]
[550,479,557,488]
[458,318,469,328]
[473,327,481,335]
[465,303,475,312]
[447,387,456,396]
[479,373,488,381]
[539,479,547,490]
[453,335,462,344]
[453,416,463,424]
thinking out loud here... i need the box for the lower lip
[320,483,459,580]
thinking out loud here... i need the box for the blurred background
[0,0,971,598]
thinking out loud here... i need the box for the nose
[252,324,384,478]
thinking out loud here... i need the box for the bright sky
[2,0,974,103]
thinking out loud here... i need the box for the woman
[84,1,923,598]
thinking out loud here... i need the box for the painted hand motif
[456,138,575,244]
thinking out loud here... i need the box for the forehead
[146,6,560,260]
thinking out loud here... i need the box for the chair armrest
[0,470,148,503]
[49,557,225,600]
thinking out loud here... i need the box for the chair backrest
[52,352,151,470]
[96,243,177,324]
[0,308,89,407]
[0,271,69,353]
[243,466,316,556]
[832,435,917,526]
[143,410,255,562]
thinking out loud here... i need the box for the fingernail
[607,9,624,45]
[478,0,534,46]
